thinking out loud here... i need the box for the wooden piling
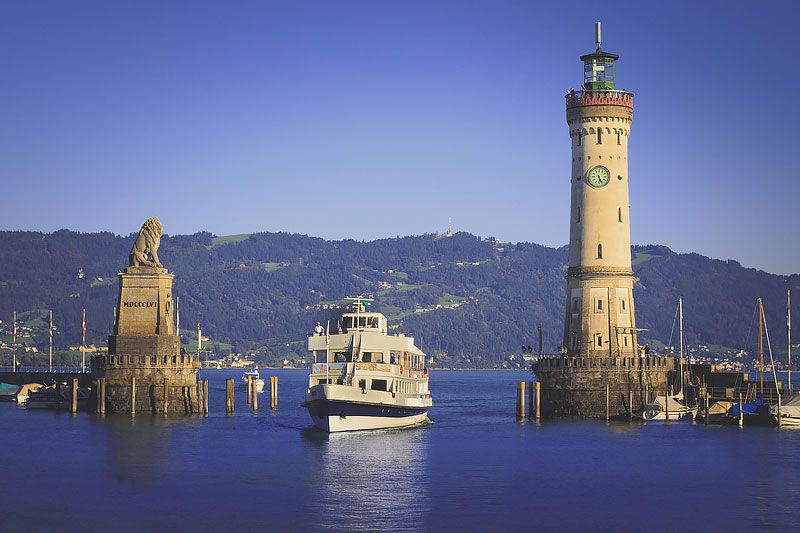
[163,377,169,415]
[527,381,534,419]
[516,381,525,418]
[226,378,234,415]
[252,376,258,412]
[71,377,78,414]
[130,376,136,415]
[99,378,106,415]
[605,383,610,421]
[628,389,633,421]
[270,376,278,409]
[273,376,277,407]
[738,393,743,427]
[247,375,252,405]
[203,379,209,415]
[535,381,541,420]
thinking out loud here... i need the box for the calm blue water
[2,369,800,531]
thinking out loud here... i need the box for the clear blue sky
[1,1,797,274]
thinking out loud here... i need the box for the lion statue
[128,216,163,267]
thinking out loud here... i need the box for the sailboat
[772,290,799,426]
[642,298,698,421]
[726,298,778,426]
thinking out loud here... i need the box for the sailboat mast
[679,297,684,394]
[759,298,764,395]
[789,290,792,393]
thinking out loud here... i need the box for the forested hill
[0,230,797,368]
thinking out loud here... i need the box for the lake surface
[3,369,800,531]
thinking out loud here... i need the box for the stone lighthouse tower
[563,22,637,358]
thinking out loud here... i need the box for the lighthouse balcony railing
[565,89,633,109]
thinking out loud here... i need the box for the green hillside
[0,230,797,368]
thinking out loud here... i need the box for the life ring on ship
[400,366,403,374]
[321,366,326,373]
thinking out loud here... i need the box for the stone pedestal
[532,356,681,418]
[93,267,199,414]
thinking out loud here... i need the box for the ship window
[359,379,366,390]
[358,317,366,328]
[342,317,352,330]
[362,352,372,362]
[371,379,387,391]
[367,317,378,328]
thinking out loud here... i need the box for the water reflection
[303,426,432,531]
[101,415,198,487]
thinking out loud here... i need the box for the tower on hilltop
[563,23,637,358]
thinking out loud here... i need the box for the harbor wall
[532,356,681,418]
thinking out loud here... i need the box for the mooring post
[252,376,258,412]
[516,381,525,418]
[195,381,201,414]
[163,377,169,415]
[665,384,670,423]
[99,378,106,415]
[226,378,234,415]
[738,393,743,427]
[247,375,252,405]
[645,385,649,407]
[605,383,610,421]
[527,381,534,419]
[274,376,278,407]
[71,377,78,414]
[704,391,709,425]
[203,379,209,415]
[130,376,136,415]
[535,381,541,420]
[628,389,633,421]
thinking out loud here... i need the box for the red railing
[565,90,633,109]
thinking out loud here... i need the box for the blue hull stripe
[305,399,427,419]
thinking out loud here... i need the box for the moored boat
[25,384,90,410]
[642,392,698,422]
[301,298,433,432]
[239,369,265,393]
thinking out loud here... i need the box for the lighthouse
[563,23,637,358]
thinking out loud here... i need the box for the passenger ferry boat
[301,298,433,432]
[238,369,265,393]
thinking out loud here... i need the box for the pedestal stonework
[93,267,200,414]
[533,356,682,418]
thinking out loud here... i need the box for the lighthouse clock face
[587,166,610,188]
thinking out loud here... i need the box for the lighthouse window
[597,128,602,144]
[597,244,603,259]
[572,299,580,312]
[576,207,581,223]
[624,337,629,347]
[618,207,622,222]
[596,299,603,311]
[621,299,627,311]
[595,334,603,347]
[617,133,621,145]
[577,131,582,146]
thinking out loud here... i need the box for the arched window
[597,244,603,259]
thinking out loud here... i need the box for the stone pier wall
[93,352,200,414]
[532,356,682,418]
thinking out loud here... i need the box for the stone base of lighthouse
[532,356,683,418]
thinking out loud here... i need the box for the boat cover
[780,392,800,417]
[727,396,770,417]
